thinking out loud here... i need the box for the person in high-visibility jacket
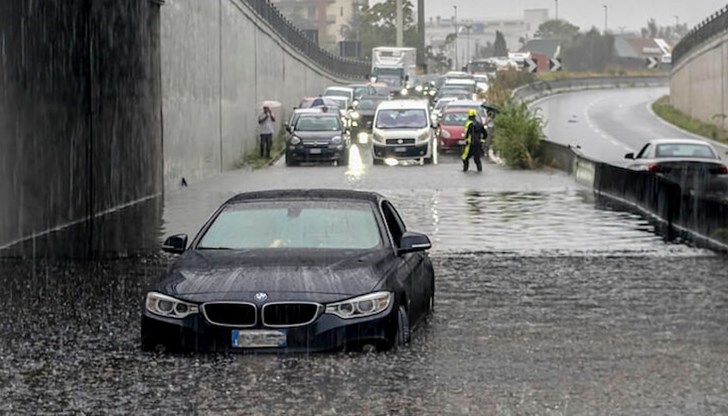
[461,109,488,172]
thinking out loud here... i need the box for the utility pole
[603,4,608,34]
[396,0,404,47]
[453,5,458,70]
[555,0,559,21]
[674,15,679,27]
[417,0,426,71]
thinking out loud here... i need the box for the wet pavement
[2,146,728,414]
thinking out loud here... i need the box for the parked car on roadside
[142,189,435,353]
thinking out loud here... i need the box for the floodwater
[1,152,726,414]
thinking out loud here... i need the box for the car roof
[377,99,430,110]
[648,138,716,146]
[326,86,354,92]
[445,79,476,84]
[292,108,324,114]
[226,189,385,205]
[298,111,340,118]
[447,100,483,107]
[442,107,470,113]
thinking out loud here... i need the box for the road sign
[646,56,659,69]
[524,58,537,73]
[549,58,562,72]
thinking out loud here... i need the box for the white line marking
[0,192,163,251]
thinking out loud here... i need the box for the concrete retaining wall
[670,31,728,131]
[0,0,163,256]
[161,0,358,188]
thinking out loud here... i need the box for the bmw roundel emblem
[254,292,268,302]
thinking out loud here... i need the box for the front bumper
[287,146,345,162]
[372,142,432,160]
[140,303,398,353]
[439,137,466,151]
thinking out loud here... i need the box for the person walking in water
[258,105,276,158]
[461,109,487,172]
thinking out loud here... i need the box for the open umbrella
[259,100,282,109]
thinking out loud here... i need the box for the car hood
[155,248,394,302]
[293,131,341,141]
[440,124,467,138]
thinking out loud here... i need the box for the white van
[371,100,436,165]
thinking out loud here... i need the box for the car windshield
[377,75,401,87]
[357,98,385,111]
[435,99,455,110]
[198,201,382,250]
[376,109,428,129]
[655,143,717,158]
[441,112,469,126]
[295,115,340,132]
[445,83,476,93]
[351,86,368,98]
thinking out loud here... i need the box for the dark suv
[285,112,350,166]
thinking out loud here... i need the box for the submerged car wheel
[394,305,411,347]
[285,154,297,167]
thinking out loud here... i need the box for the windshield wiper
[196,246,233,250]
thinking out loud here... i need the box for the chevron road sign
[646,56,659,69]
[549,58,562,72]
[524,58,537,73]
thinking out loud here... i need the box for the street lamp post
[453,5,458,71]
[603,4,608,33]
[555,0,559,21]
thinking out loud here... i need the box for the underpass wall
[0,0,163,257]
[162,0,356,188]
[670,27,728,131]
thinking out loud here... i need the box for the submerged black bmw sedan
[142,189,434,353]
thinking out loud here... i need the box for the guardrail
[541,141,728,252]
[242,0,370,78]
[512,76,668,102]
[672,5,728,66]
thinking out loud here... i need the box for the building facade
[271,0,366,51]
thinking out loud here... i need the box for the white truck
[370,47,417,89]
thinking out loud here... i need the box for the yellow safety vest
[461,120,473,160]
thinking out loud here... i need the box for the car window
[199,201,382,250]
[442,112,469,126]
[376,109,428,129]
[357,99,383,111]
[325,89,351,99]
[295,116,340,132]
[655,143,717,158]
[381,201,406,246]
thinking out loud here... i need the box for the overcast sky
[384,0,728,32]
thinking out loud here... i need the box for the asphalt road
[536,87,728,164]
[1,88,727,414]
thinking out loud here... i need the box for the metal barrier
[541,141,728,251]
[241,0,370,78]
[673,5,728,66]
[512,76,668,102]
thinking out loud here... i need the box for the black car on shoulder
[285,111,349,166]
[141,189,435,353]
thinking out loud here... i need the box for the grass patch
[235,127,287,169]
[652,96,728,145]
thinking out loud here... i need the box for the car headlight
[331,136,342,145]
[145,292,199,319]
[415,85,423,92]
[290,136,301,145]
[357,132,369,144]
[440,129,451,139]
[351,121,359,127]
[325,292,393,319]
[350,111,360,119]
[429,90,436,96]
[372,132,385,143]
[418,131,431,142]
[400,88,409,96]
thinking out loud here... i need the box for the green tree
[494,31,508,56]
[347,0,418,59]
[534,19,580,39]
[640,18,688,43]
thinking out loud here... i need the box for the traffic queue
[282,71,496,167]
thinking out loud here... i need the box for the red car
[436,108,470,151]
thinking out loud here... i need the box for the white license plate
[231,329,287,348]
[309,148,322,154]
[394,147,407,153]
[457,140,466,145]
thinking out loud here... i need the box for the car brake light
[647,163,662,173]
[710,165,728,174]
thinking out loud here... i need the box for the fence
[242,0,370,78]
[672,5,728,66]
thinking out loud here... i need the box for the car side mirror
[284,123,290,132]
[624,152,635,160]
[162,234,188,254]
[398,231,432,255]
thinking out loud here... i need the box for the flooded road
[2,150,727,414]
